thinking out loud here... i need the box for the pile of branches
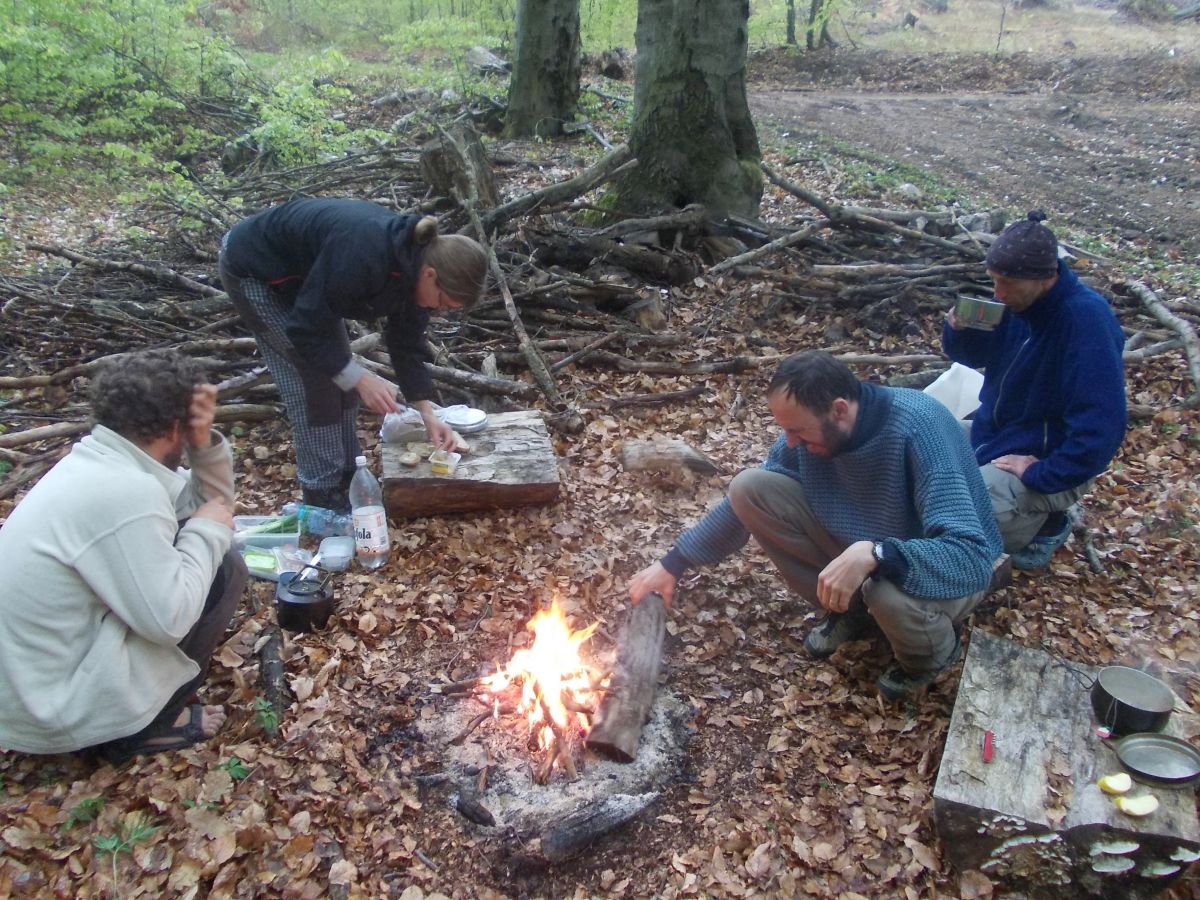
[3,115,1199,501]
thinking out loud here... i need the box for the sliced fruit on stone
[1114,794,1159,817]
[1097,773,1132,795]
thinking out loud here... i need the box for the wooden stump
[380,409,560,519]
[586,593,667,762]
[419,121,499,208]
[934,630,1200,897]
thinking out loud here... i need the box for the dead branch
[620,439,721,475]
[0,403,280,450]
[0,339,258,389]
[26,243,227,299]
[595,203,708,240]
[449,711,492,746]
[1125,281,1200,403]
[466,205,584,433]
[762,165,983,259]
[581,384,706,410]
[480,143,634,235]
[258,624,289,732]
[708,219,829,274]
[548,331,623,373]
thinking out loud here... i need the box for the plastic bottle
[349,455,389,570]
[280,502,353,538]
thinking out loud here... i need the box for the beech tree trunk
[616,0,762,217]
[505,0,581,138]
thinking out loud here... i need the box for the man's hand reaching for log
[629,561,676,606]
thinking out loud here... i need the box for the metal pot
[276,570,335,632]
[1090,666,1174,737]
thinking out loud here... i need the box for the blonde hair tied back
[413,215,440,245]
[422,228,488,309]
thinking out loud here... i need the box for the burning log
[586,593,668,763]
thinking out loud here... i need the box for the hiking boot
[876,634,962,701]
[987,554,1013,595]
[1011,508,1076,571]
[803,609,873,659]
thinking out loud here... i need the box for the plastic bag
[924,363,984,421]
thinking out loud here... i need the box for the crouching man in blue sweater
[943,212,1126,570]
[629,351,1002,700]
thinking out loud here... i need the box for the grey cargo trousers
[728,469,983,675]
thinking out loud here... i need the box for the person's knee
[729,469,783,518]
[215,549,248,619]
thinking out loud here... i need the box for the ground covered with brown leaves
[2,46,1200,900]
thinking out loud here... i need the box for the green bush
[0,0,244,179]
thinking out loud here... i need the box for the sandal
[97,704,216,766]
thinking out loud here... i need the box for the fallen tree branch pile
[3,114,1198,491]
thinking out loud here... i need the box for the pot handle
[1047,656,1095,689]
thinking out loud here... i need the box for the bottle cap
[355,455,368,467]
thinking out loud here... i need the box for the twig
[449,711,492,746]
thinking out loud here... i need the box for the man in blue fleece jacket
[943,212,1126,570]
[629,351,1002,700]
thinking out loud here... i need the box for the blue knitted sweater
[670,385,1002,601]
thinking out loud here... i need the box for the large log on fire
[380,409,560,518]
[585,592,668,762]
[934,630,1200,897]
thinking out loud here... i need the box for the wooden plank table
[380,409,560,519]
[934,630,1199,897]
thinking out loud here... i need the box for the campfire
[448,597,608,783]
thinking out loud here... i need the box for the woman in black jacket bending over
[219,198,486,512]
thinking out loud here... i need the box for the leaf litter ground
[2,53,1199,900]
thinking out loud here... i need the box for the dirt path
[748,51,1200,257]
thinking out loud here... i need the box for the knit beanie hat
[985,210,1059,279]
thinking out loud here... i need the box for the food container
[429,449,462,476]
[242,548,279,581]
[1090,666,1174,737]
[318,535,355,572]
[955,296,1007,331]
[233,515,301,549]
[275,571,336,632]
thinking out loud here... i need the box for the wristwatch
[871,541,886,571]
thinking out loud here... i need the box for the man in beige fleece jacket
[0,351,247,763]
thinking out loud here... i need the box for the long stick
[480,144,634,235]
[1126,281,1200,404]
[466,204,584,433]
[709,220,828,274]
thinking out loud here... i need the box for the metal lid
[1111,733,1200,787]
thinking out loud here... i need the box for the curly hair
[89,350,206,442]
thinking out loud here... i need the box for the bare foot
[182,704,226,739]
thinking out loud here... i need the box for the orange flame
[484,596,599,735]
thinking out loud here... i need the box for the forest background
[2,0,1199,897]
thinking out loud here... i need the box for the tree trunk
[505,0,582,138]
[615,0,762,218]
[786,0,798,44]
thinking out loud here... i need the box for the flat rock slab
[380,409,560,519]
[934,630,1199,897]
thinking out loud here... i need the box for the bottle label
[352,505,389,556]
